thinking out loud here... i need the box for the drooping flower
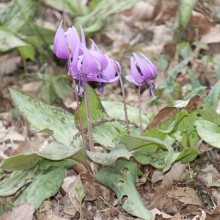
[68,44,121,95]
[53,21,121,95]
[126,53,157,96]
[53,21,81,59]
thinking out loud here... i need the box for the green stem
[119,76,129,134]
[84,83,94,151]
[138,86,143,134]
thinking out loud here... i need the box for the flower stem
[84,83,94,151]
[138,86,143,134]
[119,76,129,134]
[72,81,86,148]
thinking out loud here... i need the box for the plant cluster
[1,18,220,220]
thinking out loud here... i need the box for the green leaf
[176,148,200,163]
[75,0,139,33]
[123,134,175,171]
[86,143,132,165]
[0,0,39,32]
[160,57,190,93]
[43,0,88,16]
[53,75,72,100]
[177,42,192,59]
[15,167,65,209]
[0,153,40,172]
[41,82,56,105]
[195,119,220,148]
[75,85,126,149]
[133,149,179,169]
[187,68,202,89]
[0,166,38,196]
[96,160,153,220]
[179,0,198,28]
[9,88,80,147]
[204,81,220,110]
[102,101,152,127]
[0,28,30,52]
[18,46,35,61]
[37,142,77,160]
[39,159,75,170]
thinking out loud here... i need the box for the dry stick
[138,86,143,134]
[119,76,129,134]
[84,83,94,151]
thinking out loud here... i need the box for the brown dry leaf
[147,107,177,129]
[60,194,77,217]
[0,204,35,220]
[192,209,206,220]
[166,187,202,206]
[162,162,188,187]
[81,172,111,202]
[200,164,220,187]
[61,176,78,217]
[211,189,220,205]
[0,54,21,76]
[170,212,182,220]
[151,208,172,219]
[147,96,203,129]
[122,1,157,22]
[201,24,220,44]
[21,81,42,92]
[151,170,164,183]
[67,174,84,212]
[47,214,68,220]
[206,206,220,220]
[183,96,204,113]
[11,137,31,156]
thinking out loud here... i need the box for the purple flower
[53,21,81,59]
[126,53,157,96]
[53,21,121,95]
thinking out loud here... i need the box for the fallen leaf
[167,187,202,206]
[0,203,35,220]
[201,24,220,44]
[81,172,110,202]
[0,54,21,75]
[170,212,182,220]
[151,208,172,219]
[47,214,69,220]
[200,164,220,187]
[162,162,188,187]
[206,206,220,220]
[147,96,203,129]
[21,81,42,92]
[192,209,206,220]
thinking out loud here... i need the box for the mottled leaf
[15,167,65,209]
[96,160,153,220]
[0,166,38,196]
[86,143,132,165]
[0,153,40,171]
[9,88,80,147]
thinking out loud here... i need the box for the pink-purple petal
[125,75,140,86]
[81,46,99,74]
[130,57,143,85]
[66,27,80,56]
[53,21,69,59]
